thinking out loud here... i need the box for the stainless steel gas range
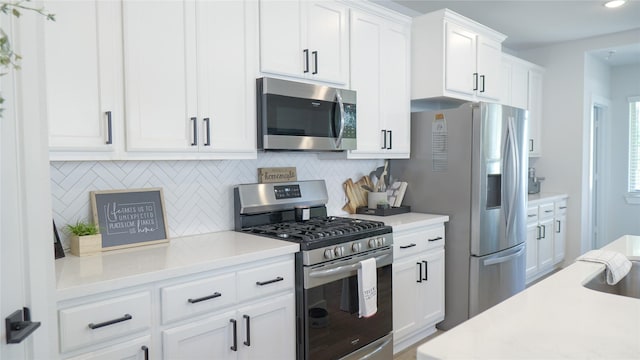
[234,180,394,360]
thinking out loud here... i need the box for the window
[629,96,640,196]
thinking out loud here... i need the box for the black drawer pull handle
[88,314,132,329]
[545,210,553,213]
[188,292,222,304]
[256,276,283,286]
[559,206,567,209]
[243,314,251,346]
[230,319,237,351]
[428,236,443,242]
[141,345,149,360]
[400,243,416,249]
[528,214,536,217]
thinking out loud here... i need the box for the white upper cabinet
[44,0,123,159]
[411,9,506,104]
[45,0,257,160]
[259,0,349,85]
[348,7,411,159]
[528,67,544,157]
[123,0,257,157]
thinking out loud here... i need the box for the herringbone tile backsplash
[51,153,381,249]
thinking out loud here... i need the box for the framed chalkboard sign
[90,188,169,250]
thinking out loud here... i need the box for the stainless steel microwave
[256,77,356,151]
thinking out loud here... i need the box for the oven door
[302,248,392,360]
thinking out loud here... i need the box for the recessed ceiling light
[604,0,626,8]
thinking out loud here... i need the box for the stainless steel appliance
[392,102,528,330]
[234,180,393,359]
[256,77,357,151]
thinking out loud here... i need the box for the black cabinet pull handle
[303,49,309,73]
[529,139,534,152]
[400,243,416,249]
[556,220,561,233]
[88,314,132,329]
[422,260,429,281]
[230,319,237,351]
[312,51,318,74]
[188,292,221,304]
[190,117,198,146]
[243,315,251,346]
[5,307,41,344]
[203,117,211,146]
[536,225,541,240]
[542,224,546,239]
[428,236,443,242]
[480,75,486,92]
[416,262,422,283]
[473,73,478,91]
[387,130,392,150]
[256,276,283,286]
[381,130,387,149]
[105,111,113,145]
[559,206,567,209]
[141,346,149,360]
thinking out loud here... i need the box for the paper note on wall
[432,113,448,172]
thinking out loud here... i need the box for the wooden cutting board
[342,176,374,214]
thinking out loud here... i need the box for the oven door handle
[308,254,390,278]
[360,335,392,359]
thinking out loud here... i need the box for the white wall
[519,29,640,263]
[604,63,640,241]
[51,155,382,249]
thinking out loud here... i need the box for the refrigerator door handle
[483,246,525,266]
[504,116,519,239]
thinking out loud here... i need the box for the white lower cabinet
[526,196,568,284]
[392,223,446,353]
[57,255,295,359]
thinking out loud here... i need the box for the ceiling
[374,0,640,66]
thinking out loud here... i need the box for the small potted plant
[66,220,101,256]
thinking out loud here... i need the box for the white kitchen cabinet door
[348,10,410,159]
[392,257,422,342]
[444,22,476,98]
[45,0,123,155]
[554,200,567,265]
[162,310,237,360]
[123,0,195,152]
[510,62,529,110]
[259,0,302,79]
[237,293,296,360]
[528,68,544,157]
[538,217,554,271]
[195,0,256,155]
[419,249,445,326]
[475,35,502,101]
[259,0,348,85]
[525,221,539,280]
[305,1,349,85]
[67,336,151,360]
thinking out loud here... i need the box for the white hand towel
[357,257,377,318]
[577,249,632,285]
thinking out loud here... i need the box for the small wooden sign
[90,188,169,251]
[258,167,297,183]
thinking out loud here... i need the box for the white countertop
[528,192,568,205]
[55,231,299,301]
[349,212,449,232]
[417,235,640,359]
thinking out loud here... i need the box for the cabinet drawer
[394,225,444,260]
[538,203,554,219]
[555,199,567,215]
[161,272,237,324]
[237,259,294,302]
[59,292,151,353]
[526,206,538,224]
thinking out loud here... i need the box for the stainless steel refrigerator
[392,102,528,330]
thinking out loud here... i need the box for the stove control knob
[352,243,362,252]
[334,246,345,257]
[324,249,334,260]
[377,237,384,247]
[368,238,377,249]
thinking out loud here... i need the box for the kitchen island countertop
[417,235,640,359]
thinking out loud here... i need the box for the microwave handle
[335,90,346,149]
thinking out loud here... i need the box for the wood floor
[393,331,444,360]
